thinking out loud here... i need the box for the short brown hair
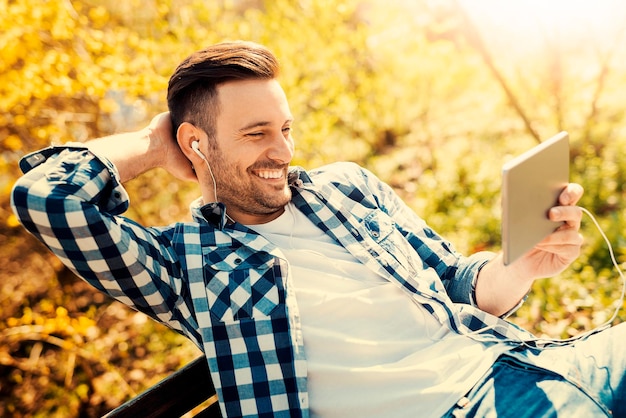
[167,41,280,140]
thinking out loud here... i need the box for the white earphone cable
[579,206,626,328]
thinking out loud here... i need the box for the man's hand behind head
[148,112,198,183]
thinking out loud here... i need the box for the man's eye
[247,132,264,137]
[282,127,291,134]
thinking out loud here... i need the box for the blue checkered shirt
[12,146,560,417]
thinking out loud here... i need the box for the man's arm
[10,113,203,345]
[475,183,584,316]
[86,112,195,183]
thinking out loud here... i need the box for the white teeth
[257,170,282,179]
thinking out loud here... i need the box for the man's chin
[265,190,292,211]
[234,187,292,215]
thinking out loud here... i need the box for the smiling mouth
[255,169,284,179]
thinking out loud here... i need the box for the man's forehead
[216,79,292,125]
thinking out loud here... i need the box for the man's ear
[176,122,206,161]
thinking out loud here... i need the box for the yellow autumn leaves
[6,305,98,341]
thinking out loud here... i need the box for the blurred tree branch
[452,0,542,143]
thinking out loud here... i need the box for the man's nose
[267,133,294,164]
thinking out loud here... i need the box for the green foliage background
[2,0,626,416]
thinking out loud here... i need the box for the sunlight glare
[459,0,626,52]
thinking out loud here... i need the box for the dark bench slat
[104,356,221,418]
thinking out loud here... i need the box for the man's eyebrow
[238,119,294,132]
[239,121,270,132]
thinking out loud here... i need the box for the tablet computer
[501,131,570,265]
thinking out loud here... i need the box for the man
[11,41,626,417]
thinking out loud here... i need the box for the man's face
[206,78,295,225]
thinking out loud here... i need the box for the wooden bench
[103,356,222,418]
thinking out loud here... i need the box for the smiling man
[11,41,626,418]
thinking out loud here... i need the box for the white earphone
[191,140,206,160]
[190,140,218,202]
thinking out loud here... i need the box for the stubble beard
[210,155,292,218]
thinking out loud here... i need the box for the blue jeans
[443,323,626,417]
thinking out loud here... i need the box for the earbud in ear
[191,141,206,160]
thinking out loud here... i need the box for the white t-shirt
[249,204,507,417]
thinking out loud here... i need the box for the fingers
[551,183,584,228]
[535,228,583,259]
[543,206,583,264]
[148,112,174,143]
[538,227,584,247]
[549,205,583,228]
[518,183,585,278]
[559,183,584,206]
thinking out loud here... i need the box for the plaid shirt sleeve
[11,146,201,345]
[348,165,496,306]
